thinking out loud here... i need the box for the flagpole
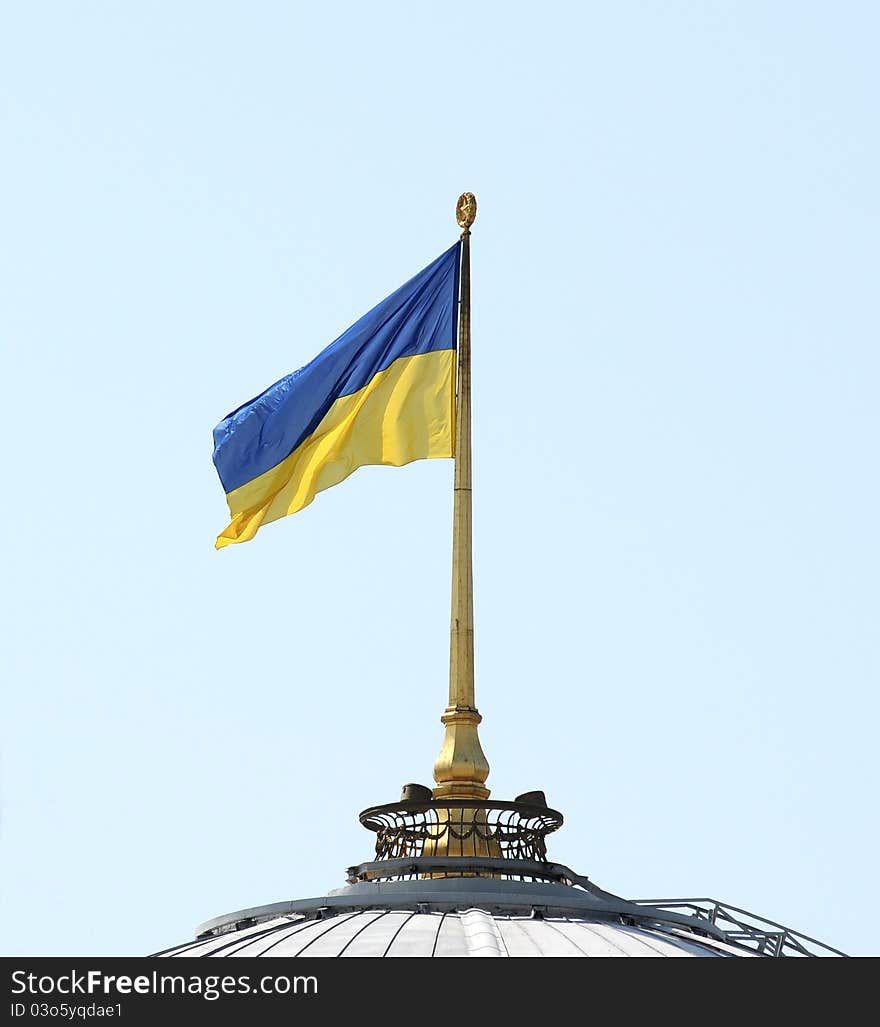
[432,193,490,801]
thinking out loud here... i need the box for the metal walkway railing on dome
[630,898,848,957]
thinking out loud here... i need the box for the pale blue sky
[2,2,877,955]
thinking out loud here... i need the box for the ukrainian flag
[212,242,461,548]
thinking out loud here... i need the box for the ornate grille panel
[355,798,563,879]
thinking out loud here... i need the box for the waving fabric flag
[212,242,461,548]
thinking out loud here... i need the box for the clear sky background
[2,2,877,957]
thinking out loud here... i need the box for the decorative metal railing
[357,798,563,870]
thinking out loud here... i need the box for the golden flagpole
[432,193,491,802]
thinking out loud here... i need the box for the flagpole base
[432,705,491,802]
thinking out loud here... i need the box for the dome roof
[153,876,762,959]
[158,907,748,958]
[152,794,845,958]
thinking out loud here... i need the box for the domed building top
[154,789,844,958]
[159,909,754,958]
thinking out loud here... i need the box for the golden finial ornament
[456,192,477,235]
